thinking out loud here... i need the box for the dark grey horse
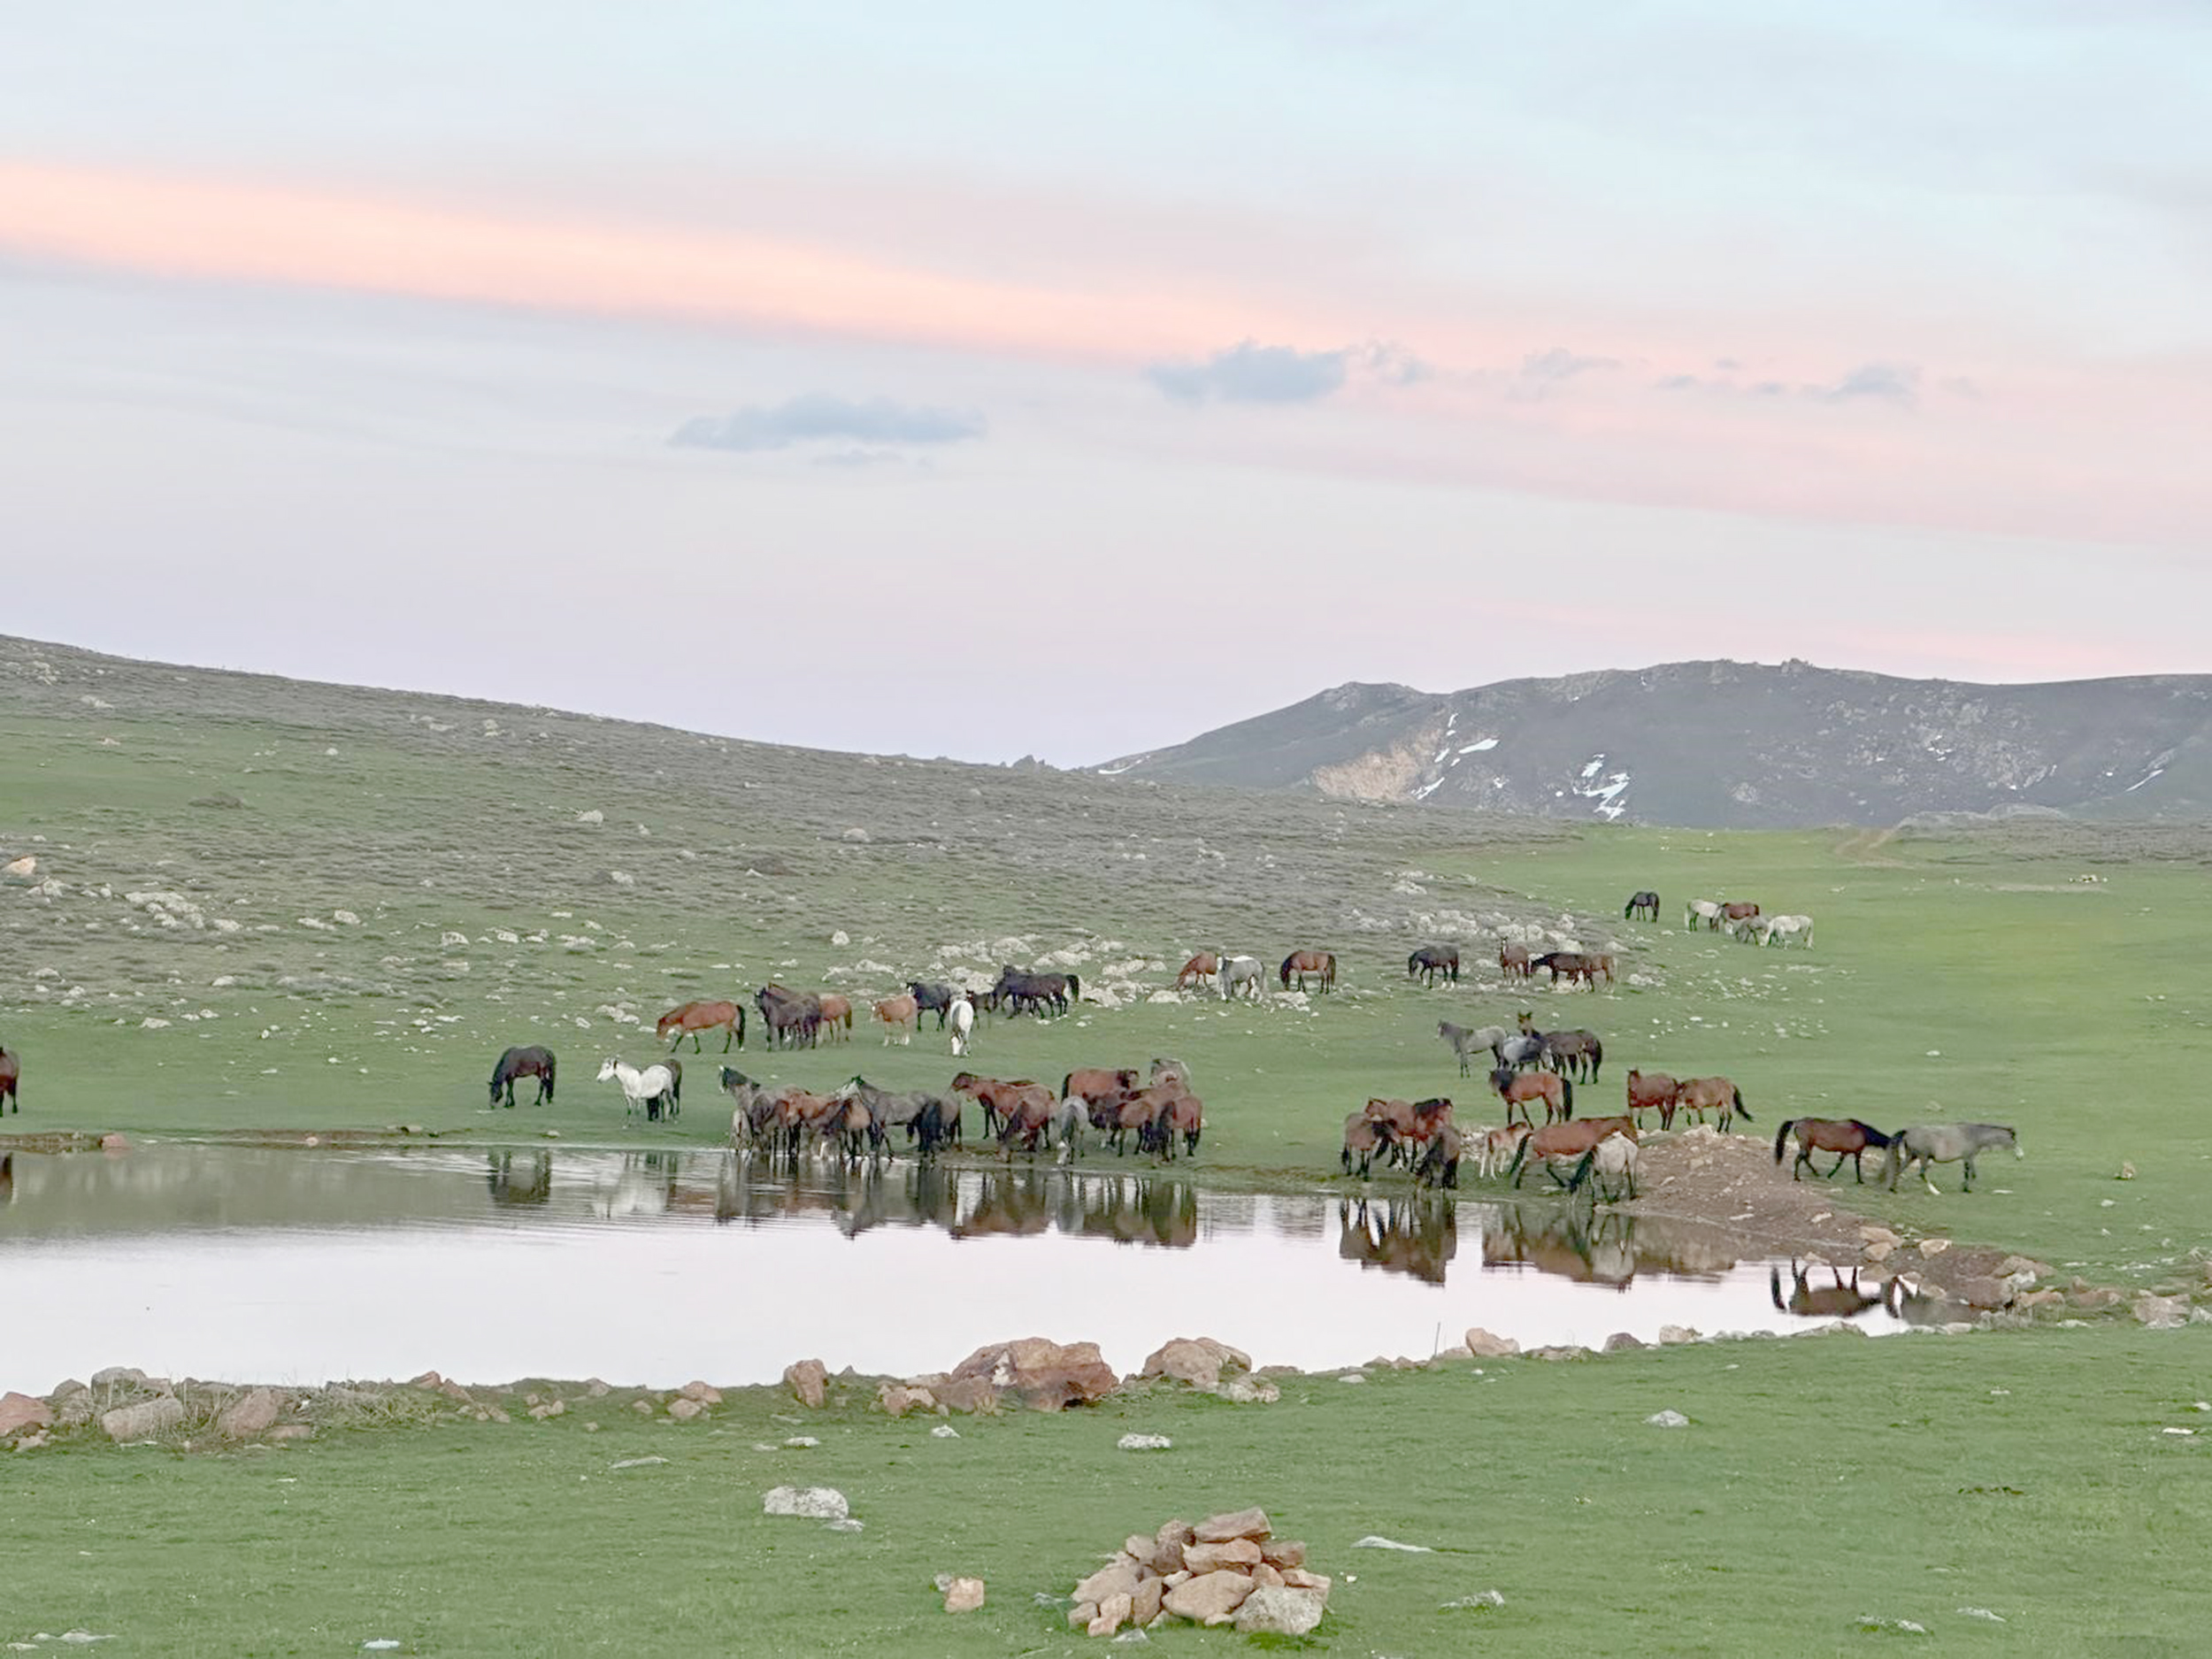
[1885,1123,2021,1194]
[907,980,956,1031]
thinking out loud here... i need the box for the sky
[4,3,2211,765]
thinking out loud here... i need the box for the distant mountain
[1094,660,2212,827]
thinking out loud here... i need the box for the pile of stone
[1065,1507,1329,1638]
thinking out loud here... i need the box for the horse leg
[722,1025,734,1054]
[1820,1152,1847,1179]
[1961,1155,1976,1193]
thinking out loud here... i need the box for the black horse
[990,966,1079,1018]
[1407,945,1460,987]
[488,1046,557,1109]
[1624,890,1660,922]
[907,980,957,1031]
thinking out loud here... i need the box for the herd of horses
[1174,951,1339,996]
[1775,1117,2022,1194]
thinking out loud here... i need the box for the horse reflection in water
[592,1150,688,1220]
[1770,1261,1883,1320]
[1483,1209,1747,1290]
[485,1150,553,1207]
[1337,1197,1458,1285]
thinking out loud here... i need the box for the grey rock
[763,1486,849,1519]
[100,1396,184,1441]
[1233,1585,1327,1636]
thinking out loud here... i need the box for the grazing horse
[0,1044,18,1113]
[1685,898,1724,932]
[596,1056,678,1123]
[1674,1075,1751,1131]
[1885,1123,2021,1194]
[1413,1125,1465,1188]
[1719,901,1761,928]
[1505,1116,1638,1187]
[1774,1118,1893,1182]
[1219,956,1265,1000]
[947,995,976,1056]
[1530,951,1612,989]
[488,1045,557,1109]
[1763,914,1815,949]
[1438,1021,1511,1078]
[657,999,745,1054]
[1771,1263,1882,1319]
[1340,1112,1384,1179]
[1624,1069,1680,1129]
[1408,945,1460,987]
[1492,1064,1571,1128]
[1540,1028,1603,1084]
[872,993,919,1044]
[1175,952,1221,992]
[951,1072,1048,1141]
[907,981,957,1031]
[1623,890,1660,922]
[1567,1133,1640,1202]
[1280,950,1336,993]
[1498,941,1533,979]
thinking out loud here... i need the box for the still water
[0,1145,1905,1390]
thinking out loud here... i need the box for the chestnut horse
[1498,941,1533,979]
[1624,1069,1679,1129]
[1674,1075,1751,1130]
[488,1045,556,1108]
[817,993,854,1043]
[1280,950,1337,993]
[872,993,918,1044]
[1773,1118,1893,1182]
[1505,1115,1638,1187]
[1720,901,1761,927]
[0,1044,17,1113]
[657,999,745,1053]
[1491,1064,1571,1129]
[1175,952,1221,992]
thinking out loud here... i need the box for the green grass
[5,1328,2210,1656]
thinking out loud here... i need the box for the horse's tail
[1066,973,1081,1003]
[1732,1086,1750,1123]
[1773,1120,1795,1164]
[545,1054,556,1101]
[1279,956,1294,988]
[1561,1079,1573,1118]
[1589,1036,1603,1080]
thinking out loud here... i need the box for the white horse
[947,995,975,1056]
[1763,914,1814,948]
[597,1056,676,1121]
[1219,955,1265,1001]
[1685,898,1724,932]
[1050,1095,1086,1165]
[1569,1133,1640,1202]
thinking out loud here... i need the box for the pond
[0,1144,1910,1391]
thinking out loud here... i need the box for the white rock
[1116,1433,1172,1452]
[764,1486,849,1519]
[1351,1536,1432,1553]
[1646,1409,1691,1428]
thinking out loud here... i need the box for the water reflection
[0,1145,1911,1388]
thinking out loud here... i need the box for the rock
[879,1385,938,1417]
[1250,1563,1285,1589]
[1156,1519,1194,1573]
[763,1486,849,1520]
[1260,1539,1306,1569]
[668,1398,706,1421]
[1193,1506,1271,1543]
[1133,1575,1165,1626]
[1955,1277,2014,1311]
[1860,1225,1901,1247]
[1603,1333,1646,1352]
[930,1425,960,1440]
[1463,1327,1521,1358]
[1182,1539,1263,1573]
[99,1133,132,1152]
[1117,1433,1171,1451]
[1073,1559,1143,1608]
[1646,1409,1691,1428]
[943,1577,986,1614]
[217,1387,281,1439]
[0,1394,52,1437]
[50,1387,95,1428]
[1233,1586,1327,1636]
[1090,1591,1134,1636]
[2119,1161,2137,1180]
[1863,1241,1895,1264]
[1352,1535,1432,1553]
[1657,1325,1700,1346]
[2070,1286,2124,1311]
[1162,1571,1254,1626]
[101,1396,185,1441]
[947,1337,1118,1411]
[1917,1238,1953,1257]
[1995,1256,2051,1284]
[1139,1336,1253,1390]
[2134,1293,2190,1329]
[1215,1378,1280,1404]
[679,1380,722,1404]
[933,1376,1000,1415]
[528,1402,565,1420]
[1280,1568,1332,1593]
[784,1359,828,1409]
[824,1517,864,1533]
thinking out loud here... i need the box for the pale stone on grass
[101,1396,184,1441]
[942,1577,985,1614]
[1194,1507,1271,1542]
[1463,1327,1521,1358]
[784,1358,827,1409]
[763,1486,848,1520]
[1162,1571,1253,1625]
[1233,1586,1326,1636]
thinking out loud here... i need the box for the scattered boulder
[1194,1507,1271,1543]
[784,1359,828,1409]
[678,1380,722,1404]
[879,1384,938,1417]
[763,1486,849,1520]
[1603,1333,1646,1353]
[2134,1294,2190,1329]
[0,1394,52,1437]
[217,1387,281,1440]
[1163,1571,1254,1626]
[1138,1337,1252,1391]
[941,1577,986,1614]
[1646,1409,1691,1429]
[946,1337,1118,1412]
[668,1398,707,1422]
[1117,1433,1171,1452]
[1234,1586,1327,1636]
[1463,1327,1521,1358]
[101,1395,185,1442]
[1064,1509,1322,1637]
[1657,1325,1700,1346]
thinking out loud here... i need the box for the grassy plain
[6,1328,2211,1656]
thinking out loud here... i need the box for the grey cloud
[1361,340,1432,385]
[1816,362,1920,405]
[1146,340,1349,404]
[1521,346,1619,384]
[672,394,986,453]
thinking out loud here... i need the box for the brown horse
[1491,1065,1571,1128]
[1773,1118,1893,1182]
[1063,1067,1139,1108]
[1720,901,1761,926]
[0,1044,17,1114]
[1498,941,1533,979]
[1279,950,1336,993]
[872,993,918,1045]
[950,1072,1048,1141]
[1340,1112,1385,1179]
[1174,952,1220,992]
[1506,1116,1638,1187]
[816,993,855,1043]
[657,999,745,1053]
[1624,1069,1680,1129]
[1531,951,1612,989]
[1675,1075,1752,1130]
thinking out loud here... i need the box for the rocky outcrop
[1064,1509,1325,1638]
